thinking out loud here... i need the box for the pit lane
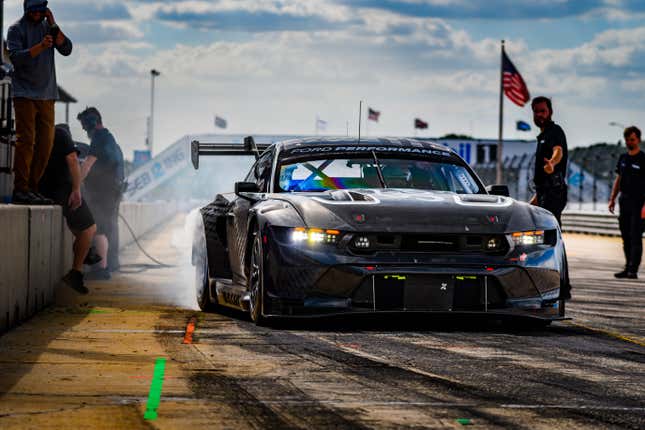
[0,215,642,429]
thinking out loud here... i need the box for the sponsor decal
[288,145,451,157]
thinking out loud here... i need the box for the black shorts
[44,189,96,232]
[85,192,120,236]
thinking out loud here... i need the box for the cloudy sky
[5,0,645,158]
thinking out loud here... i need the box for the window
[277,156,482,194]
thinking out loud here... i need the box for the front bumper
[263,232,566,320]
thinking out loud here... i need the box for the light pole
[609,121,626,130]
[147,69,161,156]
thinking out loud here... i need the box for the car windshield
[277,157,482,194]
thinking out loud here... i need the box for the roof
[57,86,77,104]
[277,136,453,153]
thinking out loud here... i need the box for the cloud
[155,9,354,32]
[64,22,144,44]
[333,0,645,20]
[53,3,132,21]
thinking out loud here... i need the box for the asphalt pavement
[0,215,643,429]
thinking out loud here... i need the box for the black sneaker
[11,190,37,205]
[31,191,54,205]
[62,270,89,294]
[614,270,629,279]
[627,272,638,279]
[85,268,111,281]
[83,247,102,265]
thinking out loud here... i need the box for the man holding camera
[7,1,72,205]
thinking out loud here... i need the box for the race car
[191,136,568,325]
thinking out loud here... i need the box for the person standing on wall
[7,1,72,204]
[77,107,124,280]
[608,126,645,279]
[528,96,571,300]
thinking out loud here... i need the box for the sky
[4,0,645,159]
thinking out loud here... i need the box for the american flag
[414,118,428,129]
[368,108,380,122]
[502,51,530,107]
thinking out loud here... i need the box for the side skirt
[213,278,250,312]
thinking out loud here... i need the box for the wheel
[248,230,267,325]
[195,238,216,312]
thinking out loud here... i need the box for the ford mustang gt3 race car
[191,137,568,325]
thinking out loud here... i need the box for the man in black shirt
[77,107,124,280]
[608,126,645,279]
[529,96,571,300]
[39,124,96,293]
[529,96,569,225]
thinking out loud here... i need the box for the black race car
[191,137,568,325]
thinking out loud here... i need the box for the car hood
[272,189,554,234]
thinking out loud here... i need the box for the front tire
[248,230,267,325]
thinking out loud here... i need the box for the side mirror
[486,184,510,197]
[235,182,261,199]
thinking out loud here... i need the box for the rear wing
[190,136,272,169]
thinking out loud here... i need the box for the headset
[77,108,101,136]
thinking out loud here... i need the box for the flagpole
[358,100,363,143]
[496,40,505,185]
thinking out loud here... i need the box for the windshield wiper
[371,151,388,189]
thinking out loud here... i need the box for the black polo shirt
[534,121,568,190]
[615,150,645,200]
[85,128,124,196]
[39,127,76,196]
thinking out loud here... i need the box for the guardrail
[561,211,624,237]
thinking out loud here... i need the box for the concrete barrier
[0,201,177,334]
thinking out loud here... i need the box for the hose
[117,212,177,270]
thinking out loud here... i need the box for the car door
[226,150,274,285]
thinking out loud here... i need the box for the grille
[349,233,507,254]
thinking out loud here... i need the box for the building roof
[57,86,77,104]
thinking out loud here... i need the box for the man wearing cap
[7,1,72,205]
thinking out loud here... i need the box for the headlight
[510,230,544,246]
[291,227,340,245]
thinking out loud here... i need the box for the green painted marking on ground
[143,358,167,421]
[456,418,473,425]
[89,309,109,314]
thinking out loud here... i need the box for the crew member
[529,96,569,225]
[608,126,645,279]
[7,1,72,204]
[39,124,95,294]
[529,96,571,300]
[77,107,124,280]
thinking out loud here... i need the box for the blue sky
[5,0,645,157]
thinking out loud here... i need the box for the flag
[516,120,531,131]
[502,51,530,107]
[414,118,428,129]
[368,108,380,122]
[316,116,327,132]
[214,116,227,129]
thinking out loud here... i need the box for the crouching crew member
[609,126,645,279]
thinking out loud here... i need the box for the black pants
[537,187,568,226]
[619,197,644,273]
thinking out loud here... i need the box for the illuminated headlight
[510,230,544,246]
[291,227,340,245]
[353,236,371,249]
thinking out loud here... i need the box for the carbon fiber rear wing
[190,136,271,169]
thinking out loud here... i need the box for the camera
[48,24,60,39]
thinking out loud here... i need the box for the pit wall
[0,201,177,333]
